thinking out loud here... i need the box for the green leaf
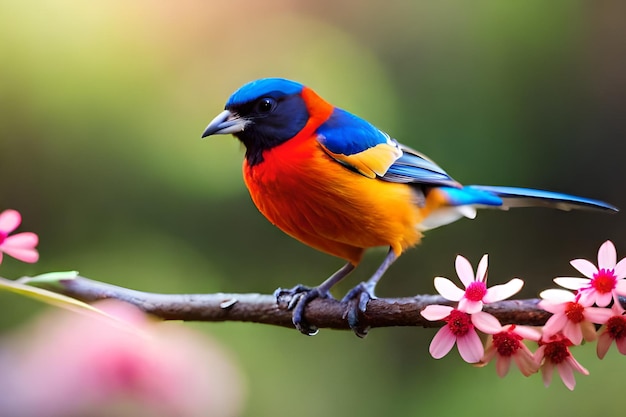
[0,276,137,331]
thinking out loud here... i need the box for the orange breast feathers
[243,131,430,265]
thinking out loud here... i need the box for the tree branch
[21,275,553,331]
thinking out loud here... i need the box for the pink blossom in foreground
[534,334,588,391]
[434,254,523,314]
[0,300,245,417]
[421,304,501,363]
[539,289,613,345]
[0,209,39,264]
[479,324,541,377]
[597,303,626,359]
[554,240,626,307]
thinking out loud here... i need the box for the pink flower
[539,289,613,345]
[421,305,501,363]
[554,240,626,307]
[0,300,245,417]
[596,303,626,359]
[0,209,39,264]
[479,324,541,377]
[434,254,523,314]
[534,334,589,391]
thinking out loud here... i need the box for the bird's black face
[203,92,309,166]
[230,92,309,164]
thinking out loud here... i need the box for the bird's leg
[341,248,398,337]
[274,261,356,335]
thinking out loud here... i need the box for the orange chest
[242,136,335,227]
[242,137,426,256]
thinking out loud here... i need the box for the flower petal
[455,255,475,287]
[542,313,568,338]
[471,311,502,334]
[3,232,38,248]
[597,240,617,269]
[0,246,39,263]
[0,209,21,234]
[614,258,626,279]
[420,305,453,321]
[458,298,482,314]
[476,254,489,283]
[616,336,626,355]
[584,307,613,325]
[1,232,39,263]
[580,321,598,343]
[539,288,575,304]
[540,360,553,387]
[615,279,626,297]
[433,277,464,301]
[495,355,512,378]
[480,340,496,364]
[566,355,589,376]
[577,289,596,308]
[553,277,589,290]
[429,327,456,359]
[596,291,613,308]
[512,325,541,341]
[483,278,523,303]
[556,362,576,390]
[562,321,583,345]
[596,332,612,359]
[570,259,598,279]
[513,346,540,376]
[456,329,483,363]
[538,300,561,315]
[533,345,546,365]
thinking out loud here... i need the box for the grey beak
[201,110,248,137]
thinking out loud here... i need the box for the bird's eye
[256,97,277,114]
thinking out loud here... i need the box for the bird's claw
[341,282,375,338]
[274,285,331,336]
[275,281,375,337]
[274,284,310,310]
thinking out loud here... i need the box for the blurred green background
[1,0,625,415]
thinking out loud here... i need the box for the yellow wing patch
[320,139,403,179]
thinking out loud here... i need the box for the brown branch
[22,275,553,331]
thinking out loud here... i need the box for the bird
[201,77,618,336]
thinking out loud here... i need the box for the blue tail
[419,185,617,231]
[444,185,618,212]
[467,185,618,212]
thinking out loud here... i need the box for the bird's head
[202,78,313,165]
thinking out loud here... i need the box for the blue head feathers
[226,78,304,107]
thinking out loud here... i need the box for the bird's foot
[274,285,332,336]
[340,282,376,338]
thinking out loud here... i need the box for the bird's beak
[201,110,248,138]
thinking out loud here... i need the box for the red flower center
[0,231,6,245]
[446,309,473,337]
[492,329,522,357]
[606,315,626,340]
[543,339,571,364]
[565,302,585,323]
[465,281,487,302]
[591,268,617,294]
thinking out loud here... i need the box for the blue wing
[315,108,618,214]
[317,108,401,178]
[382,144,460,187]
[317,108,459,186]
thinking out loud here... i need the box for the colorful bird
[202,78,617,336]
